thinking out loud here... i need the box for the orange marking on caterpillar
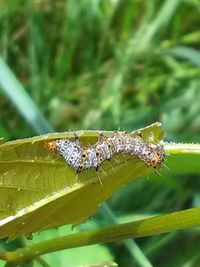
[43,140,57,153]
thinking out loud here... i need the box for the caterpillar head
[43,140,57,153]
[148,144,165,168]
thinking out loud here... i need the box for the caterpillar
[43,132,165,172]
[44,135,83,172]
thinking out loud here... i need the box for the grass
[0,0,200,266]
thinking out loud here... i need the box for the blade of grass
[165,46,200,67]
[138,0,181,51]
[0,57,53,134]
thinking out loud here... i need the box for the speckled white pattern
[53,132,165,172]
[56,139,82,171]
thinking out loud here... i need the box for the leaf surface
[0,122,164,239]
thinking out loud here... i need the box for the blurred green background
[0,0,200,266]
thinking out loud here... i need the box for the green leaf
[0,122,164,240]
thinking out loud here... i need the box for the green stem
[1,207,200,265]
[101,203,153,267]
[35,257,51,267]
[165,143,200,155]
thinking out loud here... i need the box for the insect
[44,136,83,172]
[131,137,165,168]
[44,132,165,172]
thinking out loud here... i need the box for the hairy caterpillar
[44,132,165,172]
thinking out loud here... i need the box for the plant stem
[101,203,153,267]
[1,207,200,265]
[165,143,200,154]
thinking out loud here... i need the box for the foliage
[0,123,163,240]
[0,0,200,266]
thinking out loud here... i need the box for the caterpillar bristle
[43,131,165,173]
